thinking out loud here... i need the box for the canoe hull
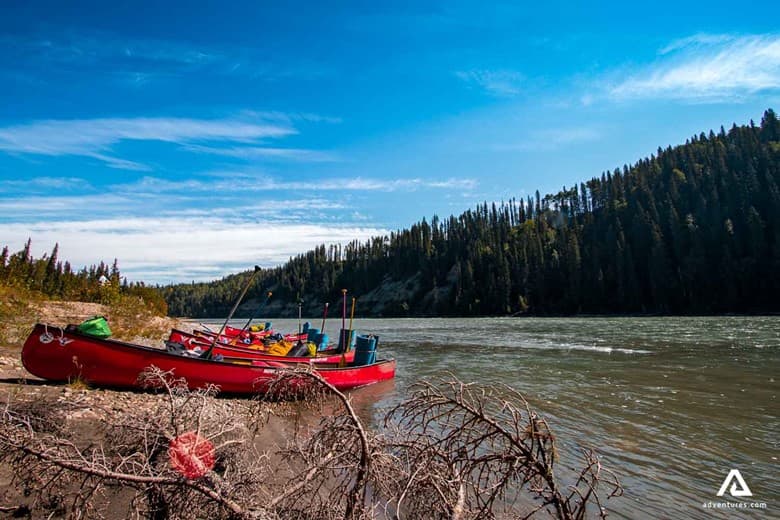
[22,324,395,395]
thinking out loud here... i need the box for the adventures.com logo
[702,469,768,511]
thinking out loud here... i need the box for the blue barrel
[353,335,378,366]
[264,321,272,331]
[338,329,355,352]
[305,328,328,349]
[317,333,329,351]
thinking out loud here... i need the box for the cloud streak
[455,69,524,97]
[609,33,780,101]
[184,144,340,163]
[2,32,327,82]
[0,173,477,226]
[114,175,477,194]
[492,127,602,152]
[0,176,93,192]
[0,116,296,170]
[0,190,349,225]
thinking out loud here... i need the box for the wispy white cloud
[609,33,780,101]
[0,189,352,226]
[455,69,524,97]
[93,175,478,199]
[493,127,602,152]
[0,193,157,217]
[0,116,296,170]
[2,218,388,284]
[184,172,477,192]
[658,33,735,55]
[2,32,328,82]
[239,110,343,125]
[184,144,341,162]
[0,176,93,192]
[297,176,478,191]
[89,153,152,171]
[117,41,219,67]
[399,177,478,190]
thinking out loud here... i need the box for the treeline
[0,239,168,315]
[163,109,780,317]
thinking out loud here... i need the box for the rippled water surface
[208,316,779,518]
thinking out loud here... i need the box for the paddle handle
[341,289,347,333]
[345,297,356,353]
[320,302,329,332]
[297,298,303,335]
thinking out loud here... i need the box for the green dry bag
[77,316,112,338]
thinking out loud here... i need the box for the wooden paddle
[297,298,303,336]
[320,302,329,333]
[341,289,347,347]
[340,296,356,367]
[348,297,356,349]
[204,266,261,360]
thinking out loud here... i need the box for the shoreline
[179,311,780,321]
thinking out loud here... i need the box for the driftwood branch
[381,377,622,519]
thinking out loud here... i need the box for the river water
[206,316,779,518]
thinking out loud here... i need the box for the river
[205,316,778,518]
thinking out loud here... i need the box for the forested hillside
[163,110,780,317]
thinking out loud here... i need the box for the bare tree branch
[0,369,621,519]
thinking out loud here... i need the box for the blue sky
[1,1,779,284]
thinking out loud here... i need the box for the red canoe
[221,325,306,342]
[22,323,395,395]
[195,327,307,346]
[167,328,356,364]
[222,324,275,338]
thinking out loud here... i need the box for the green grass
[67,375,91,391]
[0,284,46,346]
